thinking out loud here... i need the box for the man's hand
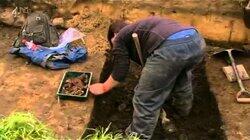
[89,75,120,95]
[89,83,107,95]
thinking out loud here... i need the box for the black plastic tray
[57,71,92,100]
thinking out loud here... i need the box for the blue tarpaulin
[10,44,87,69]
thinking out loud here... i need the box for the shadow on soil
[84,60,226,140]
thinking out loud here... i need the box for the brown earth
[0,0,250,139]
[0,25,104,139]
[206,48,250,140]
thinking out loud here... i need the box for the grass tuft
[0,112,56,140]
[83,124,141,140]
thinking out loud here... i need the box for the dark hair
[107,19,128,48]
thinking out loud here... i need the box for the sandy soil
[0,25,104,139]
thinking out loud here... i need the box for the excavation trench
[85,60,226,140]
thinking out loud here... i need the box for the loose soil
[86,60,226,140]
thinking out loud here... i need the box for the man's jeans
[126,32,206,139]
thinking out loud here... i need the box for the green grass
[0,112,140,140]
[83,124,141,140]
[0,112,56,140]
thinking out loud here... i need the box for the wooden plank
[222,64,250,82]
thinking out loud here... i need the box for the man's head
[107,19,128,48]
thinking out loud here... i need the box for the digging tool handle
[227,49,250,103]
[236,90,250,103]
[132,33,144,67]
[227,50,246,91]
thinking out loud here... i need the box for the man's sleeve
[111,32,131,82]
[111,43,130,82]
[99,49,114,83]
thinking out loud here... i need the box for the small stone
[0,8,25,27]
[162,122,178,134]
[208,128,217,137]
[52,17,65,27]
[102,100,106,104]
[178,133,188,140]
[118,103,127,111]
[172,9,177,13]
[110,115,119,121]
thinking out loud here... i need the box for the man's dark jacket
[107,16,194,82]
